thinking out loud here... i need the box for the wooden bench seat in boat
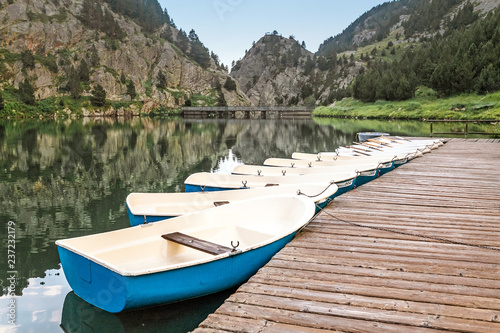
[162,232,232,255]
[213,201,229,207]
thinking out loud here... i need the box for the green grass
[149,106,183,117]
[190,90,219,107]
[313,88,500,120]
[0,91,99,118]
[166,88,185,100]
[0,49,20,63]
[144,80,152,97]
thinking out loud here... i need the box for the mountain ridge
[231,0,500,107]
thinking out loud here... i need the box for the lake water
[0,117,497,332]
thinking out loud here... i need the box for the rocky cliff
[0,0,251,114]
[231,35,313,106]
[231,34,362,107]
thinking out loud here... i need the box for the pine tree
[19,79,35,105]
[88,45,100,67]
[0,92,4,110]
[190,42,211,68]
[176,29,190,53]
[224,77,237,91]
[156,71,167,89]
[126,81,136,99]
[21,50,35,70]
[475,64,500,94]
[218,91,227,106]
[68,68,82,99]
[78,60,90,83]
[210,52,220,67]
[188,29,199,43]
[91,84,106,106]
[160,25,173,42]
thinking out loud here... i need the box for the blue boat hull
[127,205,175,227]
[354,169,378,187]
[57,232,296,313]
[334,178,356,196]
[377,161,394,176]
[393,158,409,168]
[353,162,394,187]
[185,184,241,193]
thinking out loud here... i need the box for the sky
[159,1,388,68]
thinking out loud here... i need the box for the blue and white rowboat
[126,183,337,226]
[291,152,408,170]
[263,158,388,187]
[56,195,316,313]
[184,171,354,199]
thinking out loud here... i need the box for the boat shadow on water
[60,287,236,333]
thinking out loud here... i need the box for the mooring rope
[297,181,337,198]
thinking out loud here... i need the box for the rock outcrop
[231,34,361,107]
[0,0,251,112]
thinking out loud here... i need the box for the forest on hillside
[318,0,467,55]
[352,5,500,102]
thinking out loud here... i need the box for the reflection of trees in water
[229,119,355,165]
[0,118,235,295]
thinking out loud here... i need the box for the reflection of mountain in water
[0,117,394,296]
[229,119,354,164]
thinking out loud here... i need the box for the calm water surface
[0,117,495,332]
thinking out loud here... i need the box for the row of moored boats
[56,135,445,313]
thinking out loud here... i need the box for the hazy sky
[160,1,388,68]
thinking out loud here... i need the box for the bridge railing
[424,119,500,137]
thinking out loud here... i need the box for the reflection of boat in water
[60,288,235,333]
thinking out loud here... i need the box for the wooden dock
[195,138,500,332]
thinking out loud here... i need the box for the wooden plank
[302,224,500,248]
[304,223,500,241]
[226,293,500,332]
[247,275,500,312]
[266,258,500,289]
[273,251,500,280]
[238,283,500,323]
[256,266,500,299]
[161,232,232,255]
[290,237,500,264]
[198,314,331,332]
[195,139,500,332]
[278,247,500,279]
[211,301,439,332]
